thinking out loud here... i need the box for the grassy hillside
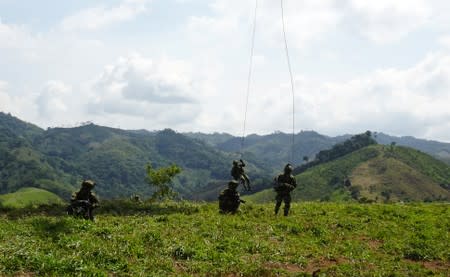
[248,145,450,203]
[0,187,64,208]
[0,202,448,276]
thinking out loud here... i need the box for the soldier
[219,180,245,213]
[69,180,99,220]
[231,159,251,191]
[274,164,297,216]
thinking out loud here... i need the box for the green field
[0,187,64,209]
[0,201,449,276]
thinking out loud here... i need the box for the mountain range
[1,112,449,202]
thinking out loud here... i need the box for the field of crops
[0,201,448,276]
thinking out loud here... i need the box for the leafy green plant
[146,164,182,200]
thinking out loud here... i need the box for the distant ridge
[247,144,450,203]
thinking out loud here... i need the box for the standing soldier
[274,164,297,216]
[231,159,251,191]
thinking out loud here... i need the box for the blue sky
[1,0,449,141]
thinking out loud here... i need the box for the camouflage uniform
[231,159,251,191]
[219,180,245,213]
[72,180,99,220]
[274,164,297,216]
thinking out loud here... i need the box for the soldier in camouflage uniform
[231,159,251,191]
[70,180,99,220]
[274,164,297,216]
[219,180,245,213]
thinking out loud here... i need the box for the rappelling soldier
[231,159,251,191]
[219,180,245,213]
[274,164,297,216]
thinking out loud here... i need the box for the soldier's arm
[292,176,297,188]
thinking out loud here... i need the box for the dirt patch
[359,236,383,249]
[405,260,450,272]
[264,257,349,275]
[304,257,349,275]
[173,261,188,273]
[422,261,449,271]
[263,261,304,273]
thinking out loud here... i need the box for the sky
[0,0,449,142]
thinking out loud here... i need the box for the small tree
[146,164,182,200]
[390,141,396,152]
[302,156,309,163]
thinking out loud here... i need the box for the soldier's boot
[274,201,282,215]
[284,202,290,216]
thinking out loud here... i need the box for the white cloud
[439,35,450,48]
[0,81,12,110]
[347,0,431,44]
[289,50,450,140]
[35,81,72,118]
[61,0,150,31]
[0,80,36,120]
[0,18,38,51]
[87,53,201,127]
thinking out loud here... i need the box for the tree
[302,156,309,163]
[390,141,396,152]
[146,164,182,200]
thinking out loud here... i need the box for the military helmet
[232,160,238,165]
[82,180,96,189]
[228,180,239,189]
[284,163,293,174]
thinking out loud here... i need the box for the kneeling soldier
[219,180,245,214]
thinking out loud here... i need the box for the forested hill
[0,113,272,200]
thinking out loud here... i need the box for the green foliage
[0,202,448,276]
[146,164,182,200]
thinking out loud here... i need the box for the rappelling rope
[281,0,296,164]
[240,0,258,158]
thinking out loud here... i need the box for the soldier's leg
[283,194,292,216]
[275,194,282,215]
[88,207,95,221]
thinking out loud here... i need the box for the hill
[0,187,64,208]
[375,132,450,164]
[248,145,450,203]
[0,113,273,200]
[0,202,448,276]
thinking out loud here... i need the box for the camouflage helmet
[228,180,239,189]
[232,160,238,165]
[284,163,293,174]
[82,180,96,189]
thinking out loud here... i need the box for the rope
[281,0,296,163]
[240,0,258,157]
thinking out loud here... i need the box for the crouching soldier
[68,180,99,220]
[219,180,245,214]
[274,164,297,216]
